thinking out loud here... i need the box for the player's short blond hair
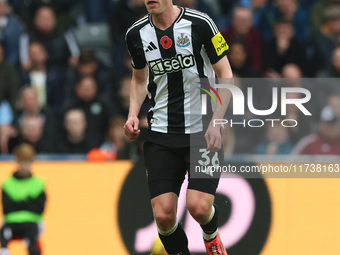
[13,143,36,161]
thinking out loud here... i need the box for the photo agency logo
[199,81,312,128]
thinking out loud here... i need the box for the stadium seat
[72,23,114,67]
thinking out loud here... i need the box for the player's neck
[151,6,181,31]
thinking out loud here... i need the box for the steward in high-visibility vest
[0,143,46,255]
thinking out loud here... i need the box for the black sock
[158,223,190,255]
[200,204,219,235]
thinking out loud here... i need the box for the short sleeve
[201,15,229,65]
[125,30,146,69]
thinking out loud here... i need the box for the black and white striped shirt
[126,7,228,135]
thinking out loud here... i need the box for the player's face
[144,0,172,16]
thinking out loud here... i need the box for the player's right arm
[123,66,148,140]
[124,27,148,140]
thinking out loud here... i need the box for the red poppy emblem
[160,36,172,49]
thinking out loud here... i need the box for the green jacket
[2,171,46,223]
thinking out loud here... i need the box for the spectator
[14,87,55,140]
[263,20,307,77]
[222,7,262,72]
[100,116,127,159]
[1,41,20,153]
[109,0,146,44]
[228,41,260,77]
[316,48,340,108]
[20,6,79,70]
[114,74,149,118]
[224,77,266,153]
[258,0,310,42]
[255,121,293,155]
[61,76,114,147]
[115,75,131,118]
[291,106,340,155]
[310,5,340,73]
[237,0,274,40]
[55,108,95,154]
[111,51,133,96]
[175,0,217,21]
[274,0,310,42]
[281,63,303,79]
[299,0,319,10]
[281,63,311,88]
[310,0,340,31]
[7,87,55,153]
[64,50,111,102]
[109,0,147,89]
[283,91,314,145]
[0,100,12,126]
[214,0,239,29]
[0,0,23,65]
[9,0,81,31]
[317,46,340,77]
[250,0,273,30]
[8,116,51,153]
[84,0,113,23]
[327,94,340,115]
[0,100,15,154]
[0,43,19,109]
[0,143,46,255]
[19,42,64,115]
[281,63,320,117]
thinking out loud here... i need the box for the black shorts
[143,132,223,199]
[0,222,41,249]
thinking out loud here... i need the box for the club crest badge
[176,33,190,47]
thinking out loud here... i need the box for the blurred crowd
[0,0,340,158]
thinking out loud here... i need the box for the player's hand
[124,116,141,140]
[205,125,222,152]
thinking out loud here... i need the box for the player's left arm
[200,15,233,151]
[205,56,233,152]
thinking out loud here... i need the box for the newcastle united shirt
[126,7,228,134]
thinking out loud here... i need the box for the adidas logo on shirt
[146,42,158,52]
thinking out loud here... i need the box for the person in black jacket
[0,143,46,255]
[55,108,96,154]
[7,87,55,153]
[20,6,79,70]
[63,50,111,103]
[19,42,64,115]
[0,43,19,111]
[228,41,260,78]
[263,19,307,77]
[61,76,115,147]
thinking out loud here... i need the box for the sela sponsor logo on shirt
[148,54,195,75]
[211,32,228,56]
